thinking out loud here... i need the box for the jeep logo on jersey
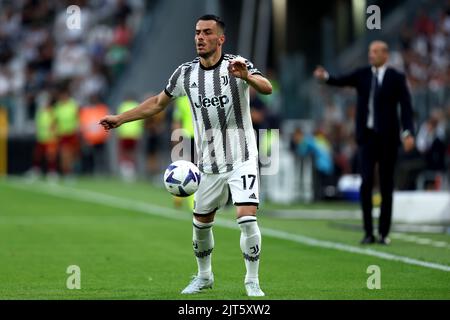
[194,95,230,109]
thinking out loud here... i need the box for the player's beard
[198,47,216,59]
[197,39,219,59]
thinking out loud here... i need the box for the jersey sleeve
[244,58,262,76]
[164,65,185,98]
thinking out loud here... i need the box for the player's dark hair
[197,14,225,34]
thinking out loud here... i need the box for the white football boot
[245,281,265,297]
[181,273,214,294]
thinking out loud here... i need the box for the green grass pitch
[0,177,449,300]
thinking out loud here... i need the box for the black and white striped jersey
[164,54,262,174]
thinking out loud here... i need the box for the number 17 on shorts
[228,159,260,206]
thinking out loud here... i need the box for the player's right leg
[181,172,228,294]
[181,210,216,294]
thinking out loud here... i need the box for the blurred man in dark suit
[314,41,415,245]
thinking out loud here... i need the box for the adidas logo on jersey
[194,94,230,109]
[249,193,257,200]
[190,82,198,88]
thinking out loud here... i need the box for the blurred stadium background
[0,0,449,299]
[1,0,449,198]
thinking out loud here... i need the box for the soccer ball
[163,160,201,197]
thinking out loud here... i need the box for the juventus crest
[221,75,229,85]
[250,245,260,255]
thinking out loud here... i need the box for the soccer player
[99,14,272,297]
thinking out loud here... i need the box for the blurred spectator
[290,127,334,200]
[34,38,55,80]
[171,95,195,210]
[54,84,80,178]
[250,88,268,131]
[23,64,41,121]
[395,144,426,190]
[0,65,14,121]
[0,4,21,43]
[86,24,114,67]
[112,16,132,47]
[258,69,282,114]
[342,104,358,172]
[446,105,450,154]
[322,102,344,128]
[72,63,108,105]
[30,92,58,181]
[79,94,109,175]
[414,9,435,36]
[105,43,129,79]
[105,10,134,79]
[328,123,351,176]
[445,105,450,182]
[250,86,281,166]
[22,0,55,29]
[145,92,166,178]
[416,109,447,171]
[250,87,278,173]
[402,4,449,99]
[114,0,133,22]
[117,96,143,181]
[53,38,92,80]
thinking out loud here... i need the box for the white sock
[237,216,261,284]
[192,218,214,279]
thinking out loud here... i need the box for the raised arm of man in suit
[313,65,359,87]
[398,73,415,152]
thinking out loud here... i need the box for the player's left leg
[236,206,264,297]
[228,159,264,297]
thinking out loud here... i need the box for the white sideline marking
[5,179,450,272]
[391,233,449,249]
[433,241,448,248]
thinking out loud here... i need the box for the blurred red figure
[113,17,132,47]
[79,95,110,175]
[116,97,144,181]
[54,85,80,178]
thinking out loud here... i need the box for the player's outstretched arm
[245,73,273,95]
[99,90,171,130]
[228,59,272,95]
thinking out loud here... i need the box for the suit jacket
[326,66,415,145]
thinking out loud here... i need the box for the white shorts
[193,158,260,215]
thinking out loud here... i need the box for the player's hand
[228,58,249,80]
[99,115,122,131]
[313,65,328,81]
[402,135,415,153]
